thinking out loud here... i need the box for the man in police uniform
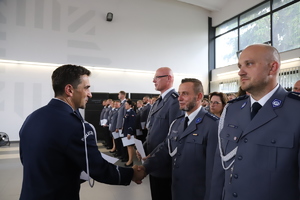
[140,78,219,200]
[210,44,300,200]
[19,65,144,200]
[292,80,300,93]
[143,67,183,200]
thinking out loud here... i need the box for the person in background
[138,78,219,200]
[140,96,151,143]
[122,99,136,167]
[201,98,210,111]
[142,67,183,200]
[292,80,300,92]
[227,93,237,101]
[135,100,144,142]
[19,64,144,200]
[209,92,228,117]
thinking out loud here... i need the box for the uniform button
[244,138,248,143]
[238,155,243,160]
[226,134,230,137]
[233,193,238,197]
[179,141,182,144]
[234,174,238,179]
[177,153,181,156]
[271,139,276,144]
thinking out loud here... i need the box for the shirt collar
[250,83,279,107]
[160,87,174,99]
[53,98,75,111]
[185,106,202,126]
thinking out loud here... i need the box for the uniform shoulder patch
[228,94,249,103]
[288,92,300,101]
[205,112,219,121]
[171,92,179,99]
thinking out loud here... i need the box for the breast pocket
[251,131,294,171]
[220,125,243,155]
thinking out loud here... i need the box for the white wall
[1,62,196,141]
[0,0,210,141]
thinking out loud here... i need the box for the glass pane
[239,15,271,50]
[240,2,270,25]
[273,1,300,52]
[273,0,295,9]
[216,18,238,36]
[215,30,238,68]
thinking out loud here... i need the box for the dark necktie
[156,96,162,105]
[251,102,262,120]
[183,117,189,130]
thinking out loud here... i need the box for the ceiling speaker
[106,12,113,22]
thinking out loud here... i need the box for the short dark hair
[126,99,133,106]
[119,91,126,96]
[52,64,91,97]
[181,78,204,94]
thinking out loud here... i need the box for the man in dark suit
[140,96,151,143]
[19,64,144,200]
[210,44,300,200]
[139,78,219,200]
[143,67,183,200]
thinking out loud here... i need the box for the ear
[197,92,203,101]
[65,84,74,97]
[269,61,279,75]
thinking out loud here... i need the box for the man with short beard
[139,78,219,200]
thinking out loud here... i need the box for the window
[219,79,239,93]
[216,18,238,36]
[213,0,299,69]
[215,30,238,68]
[273,1,300,52]
[273,0,295,9]
[240,15,271,50]
[240,2,270,25]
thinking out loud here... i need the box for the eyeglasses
[153,75,168,81]
[209,101,222,105]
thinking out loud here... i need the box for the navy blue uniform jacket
[122,109,136,136]
[145,89,183,177]
[19,99,133,200]
[210,86,300,200]
[144,108,219,200]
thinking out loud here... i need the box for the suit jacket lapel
[241,86,287,137]
[150,89,175,116]
[178,108,205,140]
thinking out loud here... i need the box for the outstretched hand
[132,165,147,184]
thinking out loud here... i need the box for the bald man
[144,67,183,200]
[293,80,300,93]
[210,44,300,200]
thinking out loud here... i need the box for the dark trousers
[103,127,112,148]
[149,175,172,200]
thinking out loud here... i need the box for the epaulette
[288,92,300,101]
[171,92,179,99]
[205,112,219,121]
[228,94,249,103]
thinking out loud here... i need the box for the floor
[0,141,151,200]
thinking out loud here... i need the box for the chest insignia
[272,99,282,108]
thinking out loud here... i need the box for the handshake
[132,165,147,184]
[131,150,149,184]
